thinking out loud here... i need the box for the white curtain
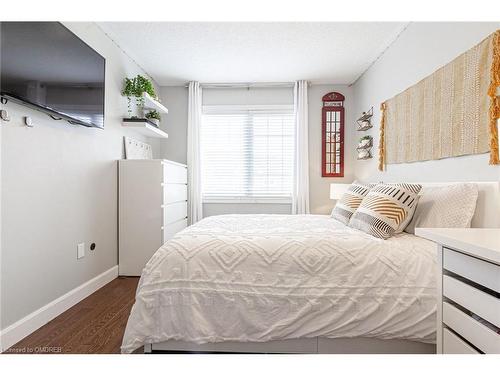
[187,81,203,224]
[292,80,310,214]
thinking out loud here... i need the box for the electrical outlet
[77,243,85,259]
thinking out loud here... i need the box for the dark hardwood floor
[5,277,140,354]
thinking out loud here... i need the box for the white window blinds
[201,105,295,201]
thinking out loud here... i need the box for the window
[321,92,345,177]
[201,105,295,202]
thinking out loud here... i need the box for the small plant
[145,110,161,121]
[122,78,136,117]
[359,135,372,142]
[121,75,158,117]
[135,75,156,98]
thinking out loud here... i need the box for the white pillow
[404,183,479,234]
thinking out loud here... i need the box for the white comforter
[121,215,437,353]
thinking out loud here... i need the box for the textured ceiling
[98,22,408,86]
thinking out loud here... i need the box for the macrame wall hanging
[378,30,500,171]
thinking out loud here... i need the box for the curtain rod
[184,82,296,89]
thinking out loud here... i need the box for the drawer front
[163,162,187,184]
[443,302,500,354]
[164,201,188,225]
[443,275,500,327]
[163,183,187,204]
[443,328,479,354]
[162,218,188,243]
[443,248,500,293]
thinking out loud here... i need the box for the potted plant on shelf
[121,75,158,118]
[145,110,161,127]
[358,135,373,149]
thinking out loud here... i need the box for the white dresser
[416,228,500,354]
[118,159,188,276]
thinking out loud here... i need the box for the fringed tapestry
[378,30,500,171]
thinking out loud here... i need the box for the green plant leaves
[145,110,161,121]
[121,75,157,99]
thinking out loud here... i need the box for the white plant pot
[149,119,160,127]
[127,97,144,118]
[357,149,372,160]
[360,139,371,147]
[136,98,145,118]
[358,120,372,130]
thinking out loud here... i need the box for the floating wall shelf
[143,92,169,114]
[122,119,169,139]
[356,107,373,131]
[357,135,373,160]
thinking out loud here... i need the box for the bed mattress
[121,214,437,353]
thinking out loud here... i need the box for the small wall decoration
[379,30,500,171]
[357,135,373,160]
[124,136,153,160]
[357,149,372,160]
[322,92,345,177]
[356,107,373,131]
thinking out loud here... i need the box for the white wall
[0,22,161,329]
[159,84,355,216]
[353,22,500,183]
[159,86,188,165]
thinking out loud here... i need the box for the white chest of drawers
[118,159,188,276]
[416,228,500,354]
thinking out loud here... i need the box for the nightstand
[416,228,500,354]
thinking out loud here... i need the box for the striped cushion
[349,183,422,239]
[331,181,375,225]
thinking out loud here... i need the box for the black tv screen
[1,22,105,128]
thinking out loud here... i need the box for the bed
[121,182,499,354]
[121,214,437,353]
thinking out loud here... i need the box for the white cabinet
[119,159,188,276]
[416,228,500,354]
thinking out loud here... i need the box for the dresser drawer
[443,302,500,353]
[443,248,500,293]
[163,162,187,184]
[163,183,187,204]
[162,218,188,243]
[164,201,188,225]
[443,328,480,354]
[443,275,500,327]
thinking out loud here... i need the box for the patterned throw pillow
[331,181,375,225]
[349,183,422,239]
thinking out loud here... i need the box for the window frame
[201,104,295,204]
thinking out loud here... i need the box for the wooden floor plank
[13,277,130,349]
[49,277,137,351]
[85,301,136,354]
[4,277,139,354]
[62,285,136,352]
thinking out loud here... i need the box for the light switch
[77,243,85,259]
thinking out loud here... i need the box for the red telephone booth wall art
[321,92,345,177]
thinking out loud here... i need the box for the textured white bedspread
[121,215,437,353]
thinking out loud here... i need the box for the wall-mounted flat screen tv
[1,22,105,129]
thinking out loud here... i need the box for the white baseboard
[0,265,118,352]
